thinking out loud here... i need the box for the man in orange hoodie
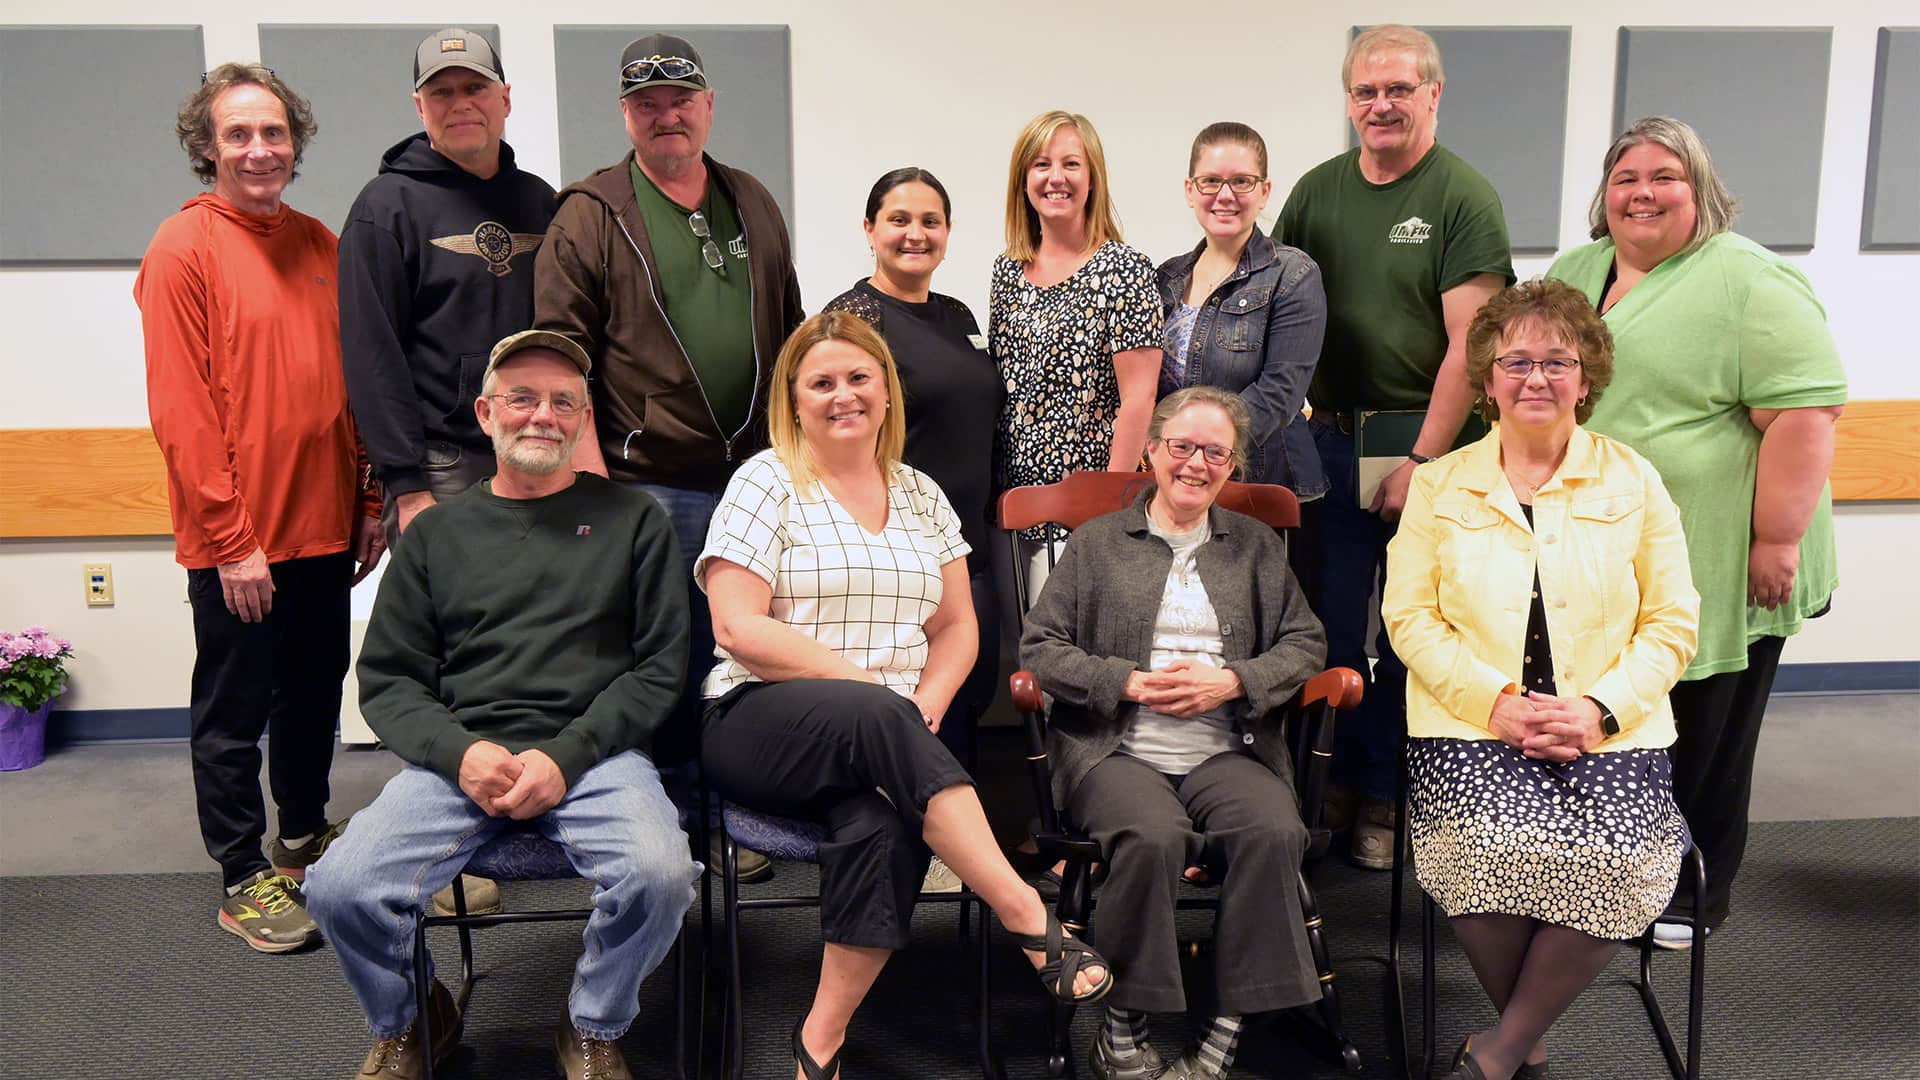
[135,64,383,954]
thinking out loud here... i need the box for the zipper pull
[723,437,734,462]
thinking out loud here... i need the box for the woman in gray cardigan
[1022,386,1328,1080]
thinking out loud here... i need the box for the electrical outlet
[84,562,115,607]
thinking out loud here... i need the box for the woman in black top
[823,169,1005,891]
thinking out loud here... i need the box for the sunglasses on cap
[621,55,703,86]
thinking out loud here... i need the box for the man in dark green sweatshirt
[306,330,696,1080]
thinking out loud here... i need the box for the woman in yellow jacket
[1383,279,1699,1080]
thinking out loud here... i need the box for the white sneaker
[921,856,963,894]
[1651,922,1705,950]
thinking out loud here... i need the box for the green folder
[1353,409,1488,506]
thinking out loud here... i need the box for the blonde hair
[767,312,908,495]
[1343,24,1444,88]
[1001,110,1123,263]
[1586,116,1740,256]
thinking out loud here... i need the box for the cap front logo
[441,38,466,52]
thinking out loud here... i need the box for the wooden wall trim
[0,428,172,539]
[2,404,1915,539]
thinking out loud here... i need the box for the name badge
[967,333,988,351]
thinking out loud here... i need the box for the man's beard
[494,423,576,475]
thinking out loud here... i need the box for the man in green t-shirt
[1274,24,1514,869]
[535,33,804,883]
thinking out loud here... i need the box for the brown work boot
[1349,797,1399,871]
[354,978,460,1078]
[429,874,503,916]
[553,1015,633,1080]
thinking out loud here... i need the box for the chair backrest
[996,470,1301,534]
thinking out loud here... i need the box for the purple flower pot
[0,701,51,771]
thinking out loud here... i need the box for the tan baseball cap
[486,330,592,379]
[414,28,503,90]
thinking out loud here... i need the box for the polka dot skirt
[1407,738,1689,940]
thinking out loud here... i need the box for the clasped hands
[1488,690,1604,763]
[1124,661,1243,717]
[459,741,567,819]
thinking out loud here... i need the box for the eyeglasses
[202,67,275,85]
[486,392,585,416]
[1492,357,1582,380]
[621,55,704,87]
[1191,174,1266,196]
[1347,79,1431,105]
[688,211,726,273]
[1156,437,1235,466]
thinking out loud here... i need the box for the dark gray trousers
[1068,750,1319,1014]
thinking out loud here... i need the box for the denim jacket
[1156,233,1328,497]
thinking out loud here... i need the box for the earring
[885,400,892,409]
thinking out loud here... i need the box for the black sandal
[1017,910,1115,1004]
[792,1017,842,1080]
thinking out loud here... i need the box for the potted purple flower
[0,625,74,771]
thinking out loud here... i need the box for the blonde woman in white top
[697,311,1114,1080]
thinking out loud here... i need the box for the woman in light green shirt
[1548,116,1847,946]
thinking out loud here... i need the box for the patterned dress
[1407,506,1689,940]
[989,241,1161,541]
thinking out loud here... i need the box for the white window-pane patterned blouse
[695,449,971,699]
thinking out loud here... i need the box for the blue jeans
[305,751,697,1039]
[1308,424,1406,801]
[631,483,724,767]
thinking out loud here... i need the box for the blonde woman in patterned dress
[698,311,1113,1080]
[1382,280,1699,1080]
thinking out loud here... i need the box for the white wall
[3,0,1915,715]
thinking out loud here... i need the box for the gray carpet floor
[1,816,1913,1080]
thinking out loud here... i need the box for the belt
[1308,410,1356,435]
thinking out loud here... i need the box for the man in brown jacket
[534,32,801,881]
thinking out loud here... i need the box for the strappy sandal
[1017,910,1115,1004]
[1446,1036,1489,1080]
[792,1017,842,1080]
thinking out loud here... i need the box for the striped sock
[1193,1014,1243,1075]
[1102,1006,1149,1056]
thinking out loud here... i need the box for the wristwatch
[1585,696,1620,739]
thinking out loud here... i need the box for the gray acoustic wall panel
[554,26,792,224]
[260,24,503,234]
[1615,27,1832,251]
[1863,28,1920,250]
[0,25,205,263]
[1349,26,1571,253]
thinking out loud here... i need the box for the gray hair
[1344,24,1444,88]
[1587,116,1740,255]
[1149,387,1253,475]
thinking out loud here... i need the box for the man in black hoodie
[340,27,556,546]
[336,27,557,920]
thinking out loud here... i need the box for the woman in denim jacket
[1156,123,1328,512]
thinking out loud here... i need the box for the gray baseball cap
[414,28,503,90]
[486,330,592,379]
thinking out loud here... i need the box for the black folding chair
[1001,470,1366,1077]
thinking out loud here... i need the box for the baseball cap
[486,330,592,380]
[414,28,504,90]
[619,34,709,97]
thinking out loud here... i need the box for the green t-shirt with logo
[630,161,756,435]
[1275,145,1514,414]
[1549,233,1848,680]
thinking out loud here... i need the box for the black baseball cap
[414,28,503,90]
[619,34,709,98]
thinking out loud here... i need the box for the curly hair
[1465,279,1614,425]
[176,63,317,186]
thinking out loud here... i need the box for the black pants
[1665,634,1787,929]
[186,552,351,886]
[379,441,495,552]
[1068,751,1319,1015]
[701,679,975,950]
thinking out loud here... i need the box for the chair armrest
[1296,667,1365,712]
[1011,670,1064,836]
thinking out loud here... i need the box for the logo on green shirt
[1388,216,1433,245]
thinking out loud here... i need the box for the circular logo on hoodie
[473,221,513,267]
